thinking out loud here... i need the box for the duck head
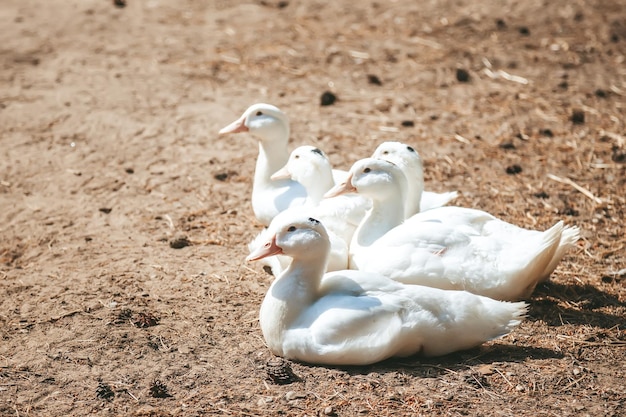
[219,103,289,144]
[247,212,330,263]
[324,158,407,201]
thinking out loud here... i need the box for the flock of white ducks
[219,103,581,366]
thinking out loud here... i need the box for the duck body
[328,158,580,301]
[372,141,458,215]
[248,213,527,366]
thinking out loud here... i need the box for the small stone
[170,237,191,249]
[367,74,383,86]
[456,68,470,82]
[506,164,522,175]
[320,91,337,106]
[572,367,581,375]
[401,120,415,127]
[113,0,126,8]
[323,406,336,415]
[518,26,530,36]
[539,128,554,137]
[515,384,525,392]
[99,207,112,214]
[477,364,494,376]
[571,109,585,124]
[594,89,608,98]
[285,391,305,401]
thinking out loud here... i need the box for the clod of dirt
[214,170,237,181]
[505,164,522,175]
[125,167,134,174]
[96,381,115,400]
[611,145,625,163]
[131,311,160,328]
[367,74,383,86]
[539,128,554,137]
[495,19,507,30]
[266,357,300,385]
[401,120,415,127]
[277,1,289,8]
[534,191,550,199]
[560,207,580,216]
[571,109,585,124]
[113,0,126,8]
[320,91,337,106]
[169,236,191,249]
[149,379,173,398]
[594,89,609,98]
[115,308,133,324]
[456,68,470,82]
[518,26,530,36]
[99,207,112,214]
[499,142,516,150]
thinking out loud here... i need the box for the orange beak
[323,173,356,198]
[246,235,283,262]
[219,116,249,134]
[270,166,292,181]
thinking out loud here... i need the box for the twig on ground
[547,174,602,204]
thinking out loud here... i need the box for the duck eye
[382,150,389,155]
[255,111,263,116]
[363,167,371,173]
[287,226,296,232]
[407,146,415,152]
[294,155,300,159]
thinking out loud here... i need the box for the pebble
[285,391,305,401]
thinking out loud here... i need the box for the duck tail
[488,300,529,339]
[537,224,581,282]
[496,221,564,300]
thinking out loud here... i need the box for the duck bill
[218,116,248,135]
[270,166,292,181]
[246,236,283,262]
[323,174,356,198]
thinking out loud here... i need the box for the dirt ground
[1,0,625,415]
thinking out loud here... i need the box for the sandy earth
[1,0,625,415]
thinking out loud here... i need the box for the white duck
[372,141,458,216]
[325,158,580,301]
[219,103,306,226]
[271,145,369,244]
[219,103,347,226]
[246,212,527,366]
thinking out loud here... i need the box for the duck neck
[404,161,424,217]
[302,169,335,205]
[253,125,290,193]
[259,256,326,353]
[353,195,405,248]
